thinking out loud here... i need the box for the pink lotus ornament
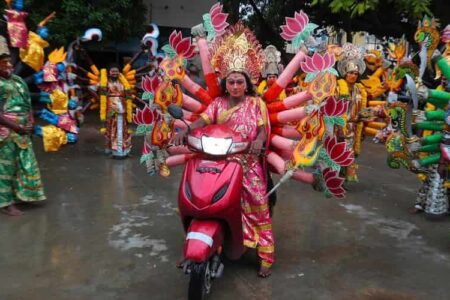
[203,3,229,40]
[320,96,348,127]
[320,96,349,117]
[280,10,318,51]
[141,75,162,103]
[323,136,354,167]
[142,75,161,93]
[322,168,346,199]
[133,105,155,125]
[162,31,196,59]
[301,52,338,82]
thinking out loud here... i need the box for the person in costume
[97,64,132,158]
[257,45,286,100]
[172,30,274,277]
[336,43,368,182]
[0,36,45,216]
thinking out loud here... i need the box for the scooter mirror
[168,104,184,120]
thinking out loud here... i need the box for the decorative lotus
[280,10,318,50]
[320,96,349,117]
[322,168,345,198]
[162,31,196,59]
[141,75,161,93]
[203,3,229,39]
[133,105,158,125]
[301,52,338,82]
[323,136,354,167]
[141,75,162,103]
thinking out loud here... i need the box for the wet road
[1,119,450,300]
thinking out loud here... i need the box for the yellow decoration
[118,73,131,90]
[337,79,349,97]
[87,72,99,81]
[122,63,132,73]
[365,127,378,136]
[90,65,100,76]
[49,89,69,115]
[100,95,107,121]
[126,99,133,123]
[417,173,427,182]
[369,100,386,107]
[48,47,67,64]
[361,67,386,98]
[308,72,336,105]
[291,137,322,168]
[100,68,107,121]
[19,31,49,71]
[41,125,67,152]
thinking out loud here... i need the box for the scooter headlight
[187,135,202,151]
[201,136,232,155]
[228,142,249,154]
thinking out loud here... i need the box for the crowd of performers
[1,1,450,277]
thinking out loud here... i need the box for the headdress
[337,43,365,76]
[210,22,265,81]
[262,45,283,77]
[0,36,11,59]
[364,50,382,69]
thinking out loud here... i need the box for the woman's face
[226,72,247,98]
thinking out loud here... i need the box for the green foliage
[222,0,446,50]
[0,0,147,46]
[311,0,431,18]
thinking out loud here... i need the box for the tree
[0,0,147,47]
[221,0,448,51]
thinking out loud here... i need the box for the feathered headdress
[209,22,265,81]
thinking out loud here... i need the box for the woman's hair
[220,71,256,96]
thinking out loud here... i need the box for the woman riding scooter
[172,70,274,278]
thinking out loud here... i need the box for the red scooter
[169,106,249,300]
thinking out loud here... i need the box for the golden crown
[210,22,265,81]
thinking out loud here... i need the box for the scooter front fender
[184,219,223,263]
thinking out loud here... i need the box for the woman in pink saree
[173,71,274,277]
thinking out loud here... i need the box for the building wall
[144,0,216,29]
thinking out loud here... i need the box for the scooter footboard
[184,219,223,263]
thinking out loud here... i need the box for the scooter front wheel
[188,261,211,300]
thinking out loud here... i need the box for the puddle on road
[108,193,170,262]
[340,203,449,263]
